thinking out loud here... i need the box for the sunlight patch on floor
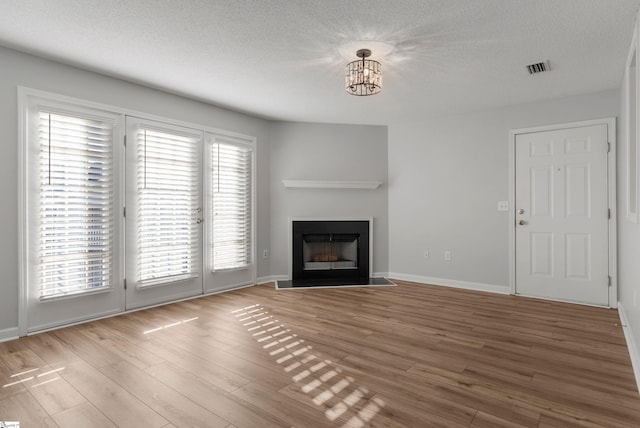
[3,367,65,389]
[232,304,386,427]
[143,316,199,334]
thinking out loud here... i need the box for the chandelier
[345,49,382,96]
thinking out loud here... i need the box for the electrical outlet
[444,250,452,261]
[423,250,430,259]
[263,249,269,259]
[497,201,509,211]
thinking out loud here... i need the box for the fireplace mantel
[282,180,382,189]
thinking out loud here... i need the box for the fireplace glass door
[302,234,359,271]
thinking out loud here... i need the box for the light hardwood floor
[1,280,639,427]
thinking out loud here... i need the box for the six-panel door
[515,124,609,306]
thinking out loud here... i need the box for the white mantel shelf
[282,180,383,190]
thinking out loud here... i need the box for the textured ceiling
[1,0,638,125]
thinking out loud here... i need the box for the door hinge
[124,279,127,290]
[124,134,127,147]
[607,142,611,152]
[123,207,126,217]
[608,276,612,287]
[608,208,611,219]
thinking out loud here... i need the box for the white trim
[17,87,29,337]
[508,117,618,308]
[271,275,290,283]
[608,119,619,308]
[27,308,122,335]
[282,180,382,189]
[203,280,255,295]
[373,271,389,278]
[0,327,19,343]
[388,273,509,295]
[618,302,640,394]
[256,275,289,284]
[288,217,374,280]
[515,292,611,308]
[256,276,274,284]
[625,25,639,223]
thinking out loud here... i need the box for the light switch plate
[497,201,509,211]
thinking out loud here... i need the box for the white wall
[388,90,620,292]
[618,12,640,388]
[269,122,388,278]
[0,46,271,338]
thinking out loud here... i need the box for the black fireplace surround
[292,220,369,283]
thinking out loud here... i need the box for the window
[130,120,202,287]
[35,109,117,298]
[209,138,253,270]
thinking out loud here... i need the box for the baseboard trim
[27,308,123,335]
[387,272,510,295]
[204,281,255,295]
[257,275,288,285]
[618,301,640,394]
[0,327,19,343]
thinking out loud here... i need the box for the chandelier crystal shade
[345,49,382,96]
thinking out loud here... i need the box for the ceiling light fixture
[345,49,382,96]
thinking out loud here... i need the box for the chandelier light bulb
[345,49,382,96]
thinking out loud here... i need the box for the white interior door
[125,117,204,310]
[515,124,609,306]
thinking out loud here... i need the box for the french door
[22,95,126,334]
[22,90,256,334]
[123,121,257,307]
[514,124,610,306]
[203,133,256,294]
[125,117,204,310]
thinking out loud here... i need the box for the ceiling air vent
[526,60,550,75]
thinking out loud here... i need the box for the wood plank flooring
[0,280,639,427]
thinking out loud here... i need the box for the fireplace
[291,220,370,283]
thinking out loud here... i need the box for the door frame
[508,118,617,308]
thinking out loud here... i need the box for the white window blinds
[211,140,252,270]
[38,111,115,298]
[135,125,201,287]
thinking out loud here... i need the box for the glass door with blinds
[22,96,125,333]
[21,90,256,333]
[125,117,203,310]
[204,133,256,293]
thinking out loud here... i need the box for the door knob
[518,209,525,214]
[518,220,527,225]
